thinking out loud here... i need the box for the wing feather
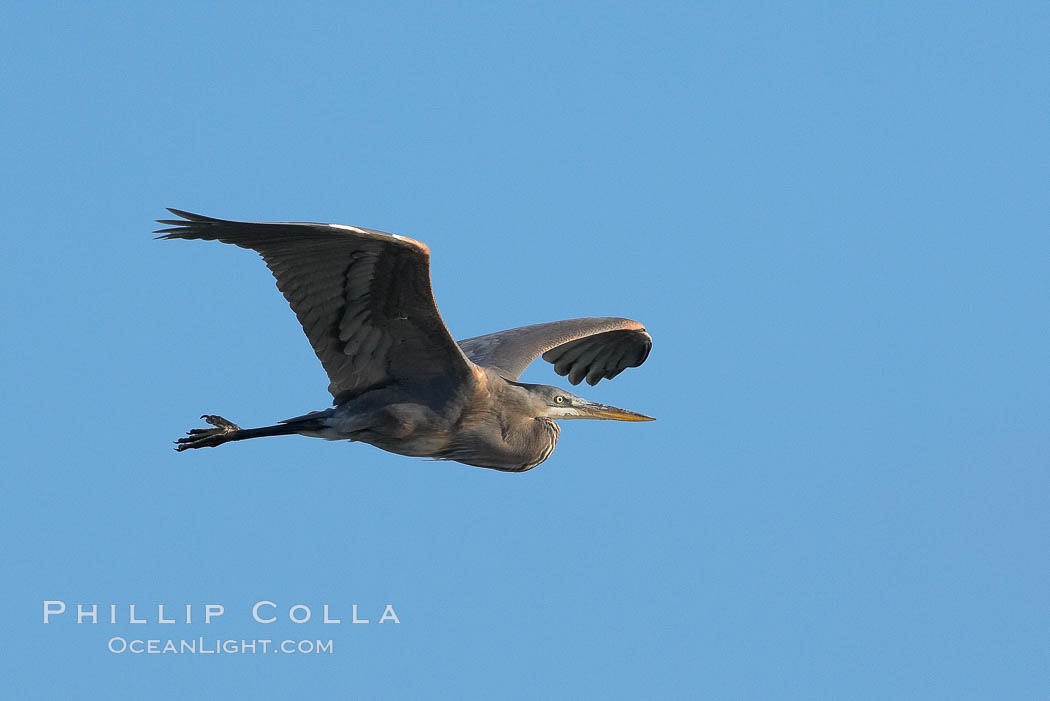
[157,209,476,403]
[458,317,651,386]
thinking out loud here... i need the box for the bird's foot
[174,414,243,451]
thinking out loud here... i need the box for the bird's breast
[437,413,560,472]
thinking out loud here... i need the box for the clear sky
[2,2,1046,699]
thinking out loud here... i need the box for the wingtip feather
[154,208,223,237]
[165,207,213,221]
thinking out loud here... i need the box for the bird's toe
[202,414,242,431]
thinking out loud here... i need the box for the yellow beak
[575,401,655,422]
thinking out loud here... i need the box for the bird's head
[522,383,655,422]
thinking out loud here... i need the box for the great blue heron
[157,209,653,471]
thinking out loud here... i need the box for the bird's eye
[554,396,565,404]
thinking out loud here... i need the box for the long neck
[487,375,562,471]
[519,417,560,471]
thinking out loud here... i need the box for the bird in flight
[157,209,653,471]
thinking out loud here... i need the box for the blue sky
[1,2,1046,698]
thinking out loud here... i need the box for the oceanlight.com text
[107,637,334,655]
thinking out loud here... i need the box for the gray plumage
[458,317,651,386]
[158,209,653,472]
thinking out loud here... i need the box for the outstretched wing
[458,317,652,386]
[156,209,477,404]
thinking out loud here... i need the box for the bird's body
[301,367,560,471]
[158,209,653,472]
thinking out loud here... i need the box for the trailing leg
[174,414,303,451]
